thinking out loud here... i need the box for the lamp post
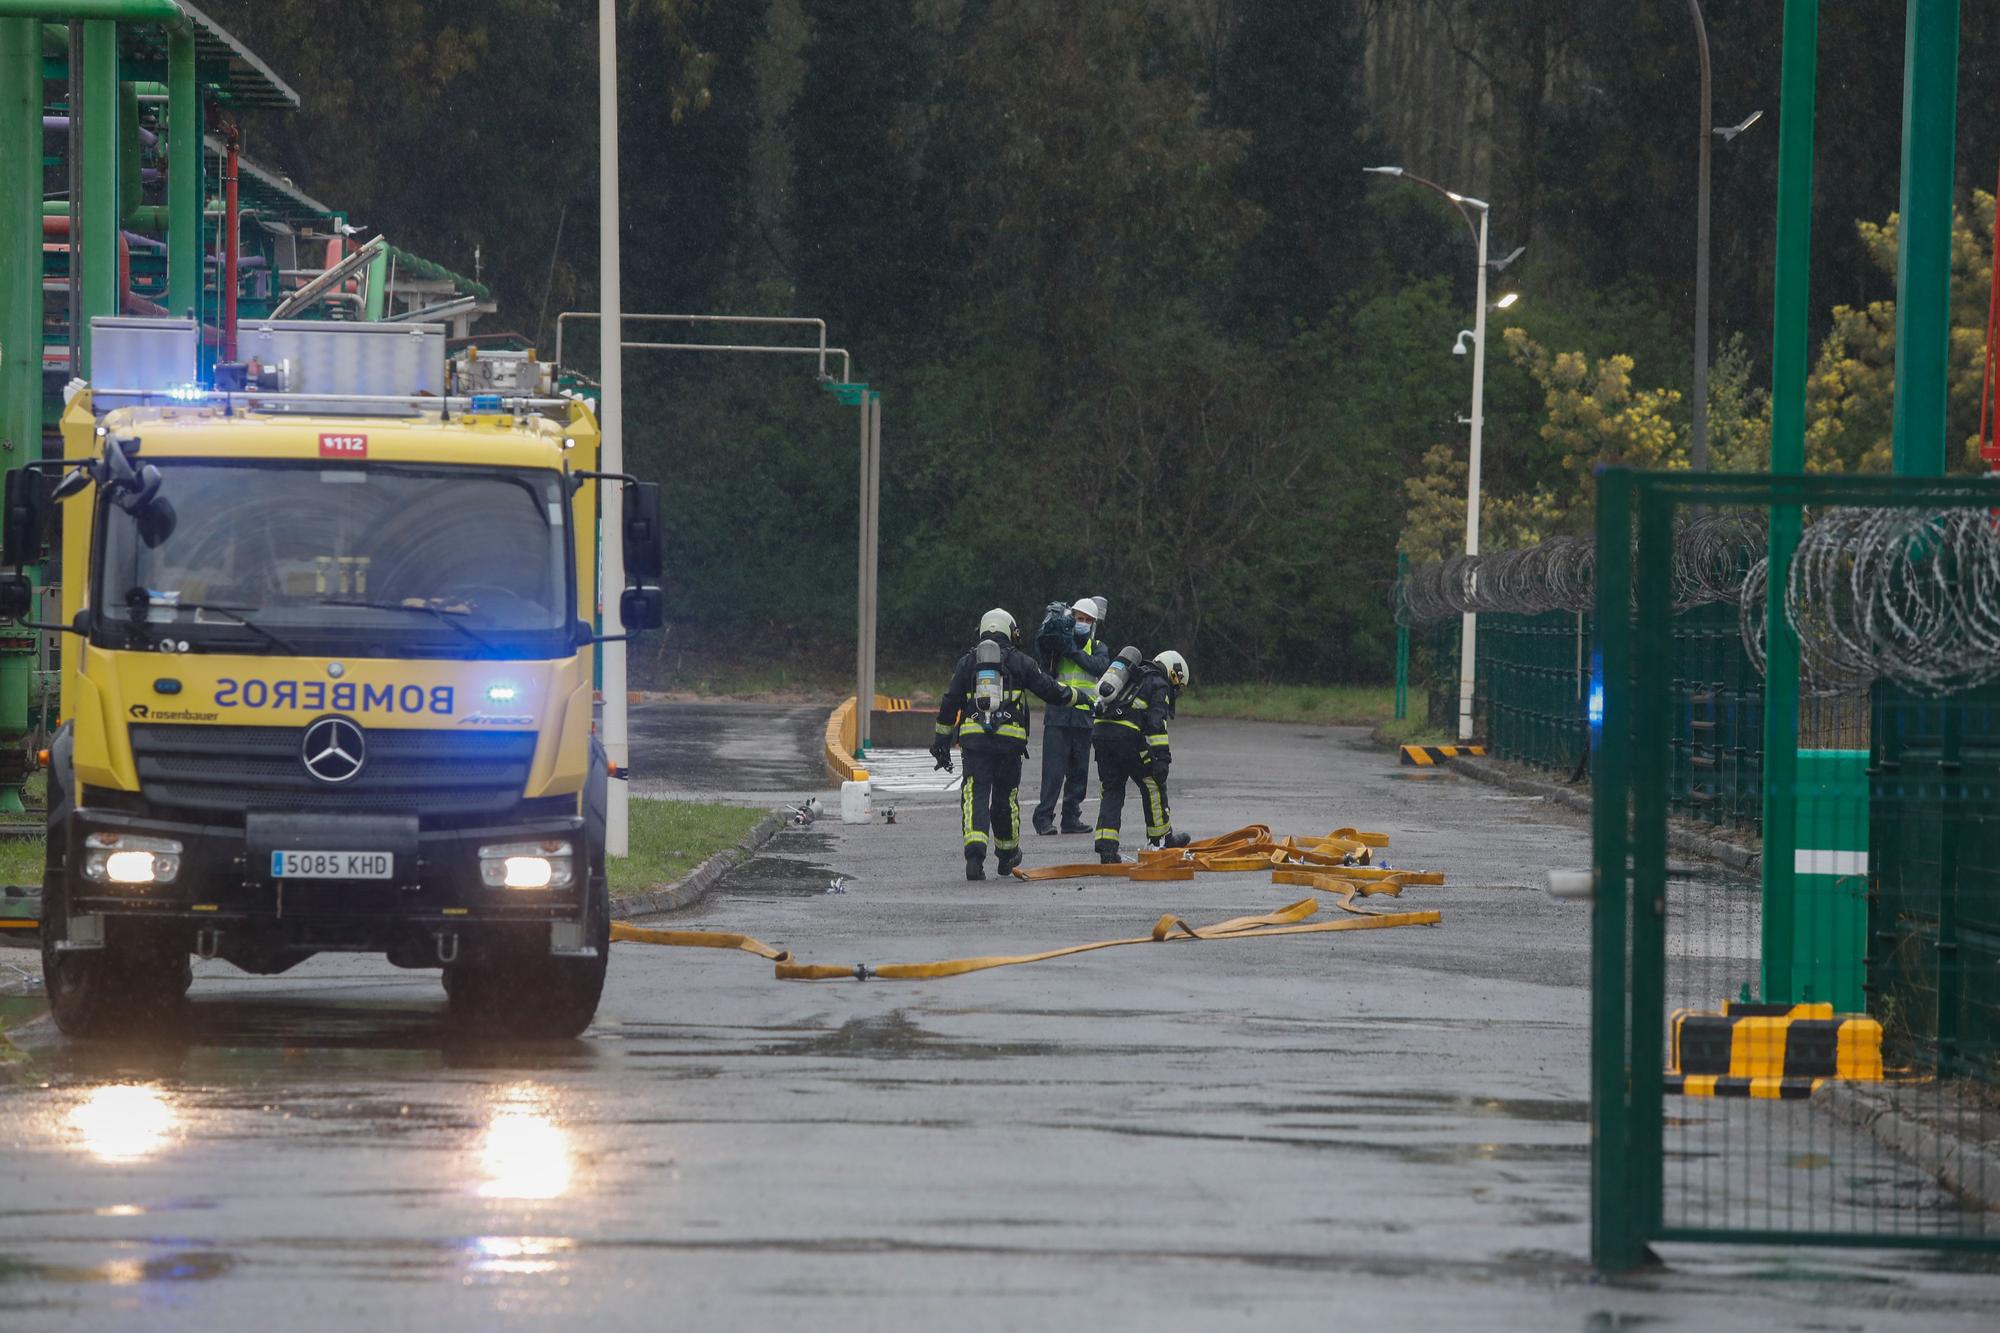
[1687,0,1763,471]
[597,0,629,856]
[1365,165,1493,743]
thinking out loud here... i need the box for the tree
[1210,0,1382,330]
[1804,192,1997,474]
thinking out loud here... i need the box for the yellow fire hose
[610,895,1440,982]
[606,823,1447,982]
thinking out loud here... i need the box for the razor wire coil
[1399,505,2000,695]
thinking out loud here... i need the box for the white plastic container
[840,776,872,824]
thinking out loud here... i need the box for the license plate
[271,850,394,879]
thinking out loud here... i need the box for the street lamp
[1688,0,1763,471]
[1365,165,1496,743]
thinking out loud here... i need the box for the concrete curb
[1818,1081,2000,1212]
[1449,754,1762,875]
[610,809,788,921]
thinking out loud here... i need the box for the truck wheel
[445,872,610,1040]
[41,891,191,1039]
[41,777,191,1039]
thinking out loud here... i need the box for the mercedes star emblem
[301,715,366,784]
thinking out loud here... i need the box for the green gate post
[1591,469,1644,1273]
[1890,0,1959,480]
[1794,749,1868,1011]
[165,24,198,320]
[1760,0,1818,1002]
[1630,483,1675,1245]
[1394,553,1409,722]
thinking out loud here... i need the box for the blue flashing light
[486,684,518,704]
[470,393,503,414]
[1586,647,1605,730]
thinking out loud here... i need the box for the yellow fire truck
[0,319,662,1038]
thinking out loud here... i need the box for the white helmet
[1089,595,1108,624]
[1069,598,1097,626]
[1153,649,1189,689]
[979,608,1019,644]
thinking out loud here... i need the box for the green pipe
[1,17,39,460]
[1759,0,1817,1003]
[1890,0,1960,478]
[165,22,194,316]
[79,17,120,373]
[0,18,40,769]
[0,1,185,25]
[362,245,388,320]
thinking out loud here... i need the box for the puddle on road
[1228,1089,1587,1124]
[718,828,842,898]
[0,1250,235,1286]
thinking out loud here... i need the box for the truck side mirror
[2,469,50,567]
[619,585,665,633]
[623,482,663,583]
[0,573,30,621]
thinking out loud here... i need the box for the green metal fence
[1409,584,1764,830]
[1592,469,2000,1272]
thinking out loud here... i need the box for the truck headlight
[82,832,183,886]
[478,839,574,890]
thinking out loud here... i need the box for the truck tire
[40,774,191,1039]
[445,869,609,1039]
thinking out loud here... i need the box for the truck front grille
[128,724,552,821]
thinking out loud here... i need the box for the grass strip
[609,797,769,895]
[1174,683,1395,727]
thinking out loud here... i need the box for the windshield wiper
[318,598,497,653]
[121,594,303,655]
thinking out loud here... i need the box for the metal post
[854,393,871,753]
[1393,552,1409,721]
[1689,0,1713,472]
[66,21,81,377]
[865,391,881,739]
[0,18,40,810]
[1457,205,1490,743]
[219,122,237,359]
[80,18,119,374]
[1890,0,1959,479]
[1591,469,1640,1272]
[165,23,196,319]
[1760,0,1818,1001]
[0,17,38,460]
[597,0,629,856]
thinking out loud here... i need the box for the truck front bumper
[62,806,590,956]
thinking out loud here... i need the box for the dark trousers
[1034,725,1092,827]
[1092,741,1170,853]
[961,746,1023,862]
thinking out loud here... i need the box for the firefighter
[931,609,1083,880]
[1091,649,1191,863]
[1032,597,1108,836]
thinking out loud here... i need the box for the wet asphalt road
[2,703,1998,1329]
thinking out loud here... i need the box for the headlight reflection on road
[69,1085,176,1162]
[477,1088,573,1200]
[467,1235,577,1276]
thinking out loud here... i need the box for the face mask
[1074,621,1094,644]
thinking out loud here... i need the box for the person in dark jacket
[931,608,1082,880]
[1033,597,1108,836]
[1090,649,1191,863]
